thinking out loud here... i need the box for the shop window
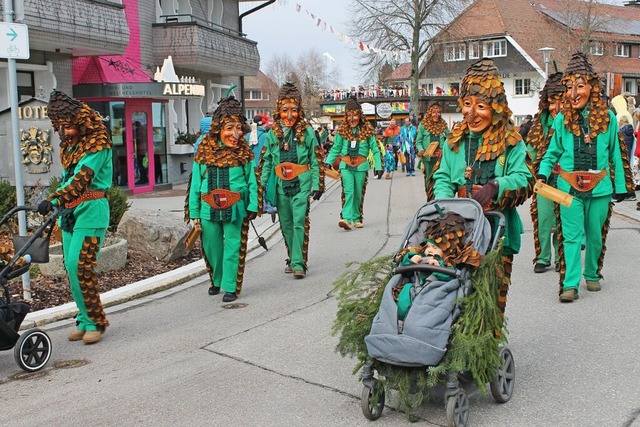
[152,103,168,184]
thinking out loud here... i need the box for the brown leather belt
[64,190,106,209]
[554,166,606,192]
[341,155,368,167]
[202,189,241,210]
[275,162,310,181]
[457,185,492,211]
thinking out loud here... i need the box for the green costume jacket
[538,110,628,197]
[261,125,321,206]
[189,161,258,223]
[52,149,112,229]
[325,133,382,171]
[433,132,532,255]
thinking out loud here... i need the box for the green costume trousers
[535,194,559,266]
[341,169,367,223]
[201,219,244,293]
[62,227,106,332]
[559,195,610,290]
[277,190,310,271]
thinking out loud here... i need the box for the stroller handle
[394,264,459,278]
[0,205,59,279]
[0,205,60,226]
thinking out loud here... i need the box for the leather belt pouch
[275,162,310,180]
[341,155,368,167]
[202,189,241,210]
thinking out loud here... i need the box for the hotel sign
[74,83,205,99]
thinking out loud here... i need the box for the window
[444,45,455,62]
[469,42,480,59]
[444,44,466,62]
[17,71,34,101]
[244,90,262,100]
[590,41,604,56]
[483,40,507,58]
[616,44,630,57]
[624,78,638,95]
[514,78,531,96]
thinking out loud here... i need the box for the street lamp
[539,47,556,79]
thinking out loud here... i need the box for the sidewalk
[22,178,343,329]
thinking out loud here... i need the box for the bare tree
[264,53,296,87]
[545,0,620,77]
[348,0,470,119]
[263,49,330,118]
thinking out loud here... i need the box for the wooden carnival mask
[461,95,493,133]
[279,98,299,128]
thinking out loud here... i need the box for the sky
[241,0,367,88]
[241,0,629,89]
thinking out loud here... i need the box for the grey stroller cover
[364,199,492,367]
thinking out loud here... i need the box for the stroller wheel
[446,390,470,427]
[361,380,385,421]
[14,329,52,372]
[490,346,515,403]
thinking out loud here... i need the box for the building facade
[1,0,261,194]
[401,0,640,124]
[243,70,278,122]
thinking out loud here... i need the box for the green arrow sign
[6,28,18,41]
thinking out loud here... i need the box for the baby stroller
[361,198,513,426]
[0,206,56,372]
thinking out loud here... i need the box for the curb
[21,178,342,330]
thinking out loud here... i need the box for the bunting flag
[294,2,409,58]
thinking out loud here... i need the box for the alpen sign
[162,83,205,97]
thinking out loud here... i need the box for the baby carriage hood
[365,199,492,367]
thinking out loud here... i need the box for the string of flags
[294,3,409,60]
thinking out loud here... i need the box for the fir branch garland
[332,241,507,420]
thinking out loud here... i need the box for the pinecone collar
[447,119,521,160]
[336,112,375,141]
[421,115,447,136]
[194,136,254,167]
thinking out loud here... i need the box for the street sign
[0,22,29,59]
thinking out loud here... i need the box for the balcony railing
[152,15,259,76]
[17,0,129,56]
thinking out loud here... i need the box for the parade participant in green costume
[38,90,112,344]
[186,95,259,303]
[526,72,564,274]
[537,52,634,302]
[260,83,324,279]
[416,100,449,200]
[432,59,534,314]
[325,97,382,231]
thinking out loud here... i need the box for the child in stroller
[393,211,482,323]
[360,199,514,424]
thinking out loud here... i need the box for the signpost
[3,0,31,298]
[0,22,29,59]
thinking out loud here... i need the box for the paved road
[1,173,640,426]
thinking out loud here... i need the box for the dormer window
[469,42,480,59]
[483,39,507,58]
[444,44,466,62]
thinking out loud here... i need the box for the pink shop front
[73,82,203,194]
